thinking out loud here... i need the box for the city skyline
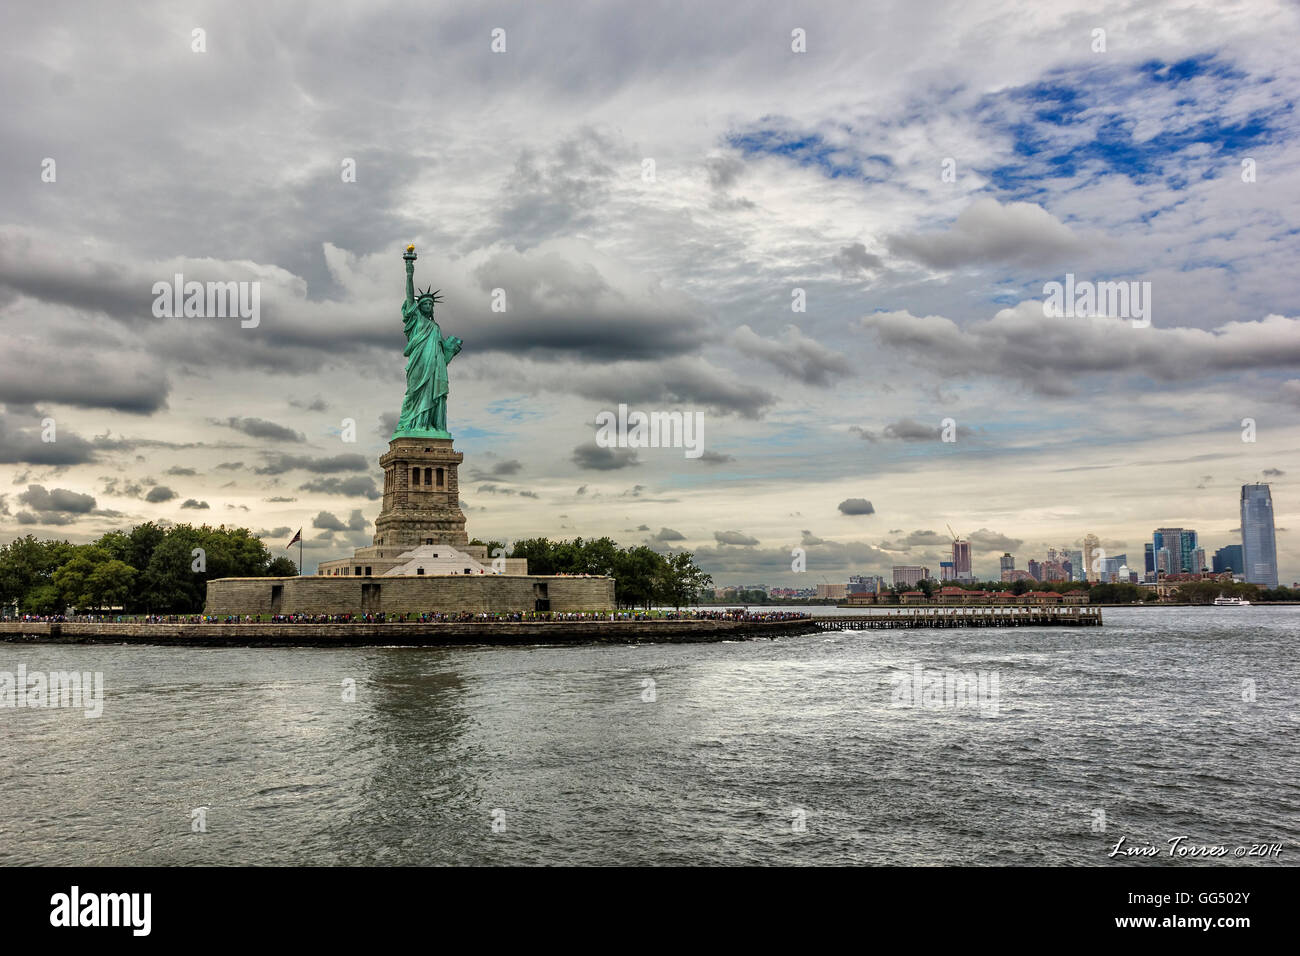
[1,1,1296,587]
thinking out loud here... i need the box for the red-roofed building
[1019,591,1063,604]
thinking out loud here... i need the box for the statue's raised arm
[403,244,417,308]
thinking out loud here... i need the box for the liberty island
[205,244,618,617]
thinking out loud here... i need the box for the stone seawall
[0,619,818,647]
[204,574,615,616]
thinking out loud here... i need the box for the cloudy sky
[1,0,1297,584]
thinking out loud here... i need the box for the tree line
[0,524,298,615]
[492,537,712,609]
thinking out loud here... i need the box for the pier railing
[812,605,1102,629]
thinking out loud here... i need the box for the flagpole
[299,535,303,576]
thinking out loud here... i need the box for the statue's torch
[403,244,417,263]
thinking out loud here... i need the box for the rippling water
[2,606,1296,865]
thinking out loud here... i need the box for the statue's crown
[416,286,443,304]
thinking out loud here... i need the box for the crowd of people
[3,608,811,625]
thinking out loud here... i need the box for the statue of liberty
[394,245,462,438]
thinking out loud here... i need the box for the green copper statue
[393,245,462,439]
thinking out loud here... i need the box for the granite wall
[202,574,614,615]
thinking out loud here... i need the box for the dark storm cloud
[0,345,170,413]
[572,443,639,471]
[221,417,306,443]
[180,498,209,509]
[166,466,198,476]
[16,511,78,526]
[0,416,97,465]
[265,496,297,502]
[838,498,875,516]
[464,244,703,361]
[298,476,381,499]
[18,484,95,513]
[255,453,368,475]
[145,486,177,503]
[800,530,827,546]
[654,527,686,541]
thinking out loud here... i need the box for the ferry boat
[1213,595,1251,606]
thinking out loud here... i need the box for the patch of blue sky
[727,124,893,183]
[980,56,1284,196]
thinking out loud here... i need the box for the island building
[205,246,614,616]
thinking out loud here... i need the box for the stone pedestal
[373,438,468,549]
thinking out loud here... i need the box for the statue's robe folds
[395,299,462,434]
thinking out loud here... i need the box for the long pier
[815,605,1102,628]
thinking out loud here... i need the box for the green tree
[25,583,63,615]
[52,546,113,611]
[612,545,663,608]
[656,551,713,610]
[87,560,137,610]
[510,538,556,575]
[266,556,299,576]
[0,535,72,611]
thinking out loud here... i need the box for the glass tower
[1240,484,1279,588]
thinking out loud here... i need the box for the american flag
[286,529,301,549]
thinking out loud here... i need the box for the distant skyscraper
[951,539,972,580]
[1240,484,1279,588]
[1212,545,1244,576]
[1027,558,1043,581]
[1153,528,1198,575]
[1069,549,1085,581]
[939,561,955,581]
[1000,553,1015,573]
